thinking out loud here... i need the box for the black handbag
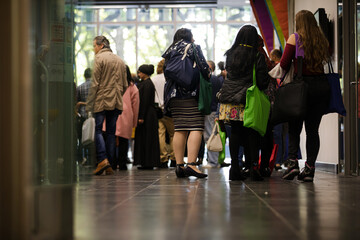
[270,56,308,125]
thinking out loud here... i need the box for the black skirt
[169,97,204,131]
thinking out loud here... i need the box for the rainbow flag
[251,0,288,53]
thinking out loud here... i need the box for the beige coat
[86,48,128,113]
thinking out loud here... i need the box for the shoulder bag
[324,62,347,116]
[164,43,200,91]
[270,33,308,125]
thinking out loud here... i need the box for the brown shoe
[105,167,114,175]
[93,159,111,175]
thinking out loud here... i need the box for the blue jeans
[94,109,121,166]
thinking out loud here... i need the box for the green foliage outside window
[74,6,257,85]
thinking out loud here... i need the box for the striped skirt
[169,97,204,131]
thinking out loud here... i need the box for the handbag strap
[183,43,197,68]
[327,61,334,73]
[252,63,256,86]
[212,121,219,135]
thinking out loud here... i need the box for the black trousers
[230,120,261,169]
[117,136,129,167]
[288,75,330,167]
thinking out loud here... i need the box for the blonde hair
[295,10,329,72]
[157,59,165,74]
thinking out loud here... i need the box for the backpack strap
[182,43,196,68]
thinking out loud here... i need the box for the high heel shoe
[229,167,247,181]
[175,164,186,178]
[185,162,208,178]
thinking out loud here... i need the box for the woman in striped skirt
[162,28,211,178]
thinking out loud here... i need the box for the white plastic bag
[206,122,223,152]
[82,114,95,145]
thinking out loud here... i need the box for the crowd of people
[76,9,331,182]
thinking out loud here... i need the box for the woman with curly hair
[280,10,331,182]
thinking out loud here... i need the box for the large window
[74,6,256,84]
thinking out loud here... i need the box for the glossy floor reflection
[74,165,360,240]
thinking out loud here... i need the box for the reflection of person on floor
[87,36,128,175]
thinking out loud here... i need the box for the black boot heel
[175,164,186,178]
[185,162,208,178]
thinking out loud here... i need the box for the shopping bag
[218,121,227,164]
[324,62,347,116]
[82,115,95,145]
[207,121,223,152]
[243,64,270,136]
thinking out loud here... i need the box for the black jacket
[218,53,269,105]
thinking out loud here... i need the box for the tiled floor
[74,165,360,240]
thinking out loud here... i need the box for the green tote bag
[243,64,270,136]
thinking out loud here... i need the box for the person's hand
[138,119,144,124]
[214,117,219,122]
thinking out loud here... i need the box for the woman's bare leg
[173,131,188,164]
[187,131,204,173]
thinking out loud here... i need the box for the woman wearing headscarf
[133,64,160,169]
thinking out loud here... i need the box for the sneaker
[274,164,283,171]
[297,163,315,182]
[282,159,300,180]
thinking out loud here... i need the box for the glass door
[339,0,359,175]
[31,0,76,238]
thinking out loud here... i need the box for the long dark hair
[173,28,193,43]
[225,25,259,74]
[125,65,133,85]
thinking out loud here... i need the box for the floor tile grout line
[244,183,306,240]
[93,171,173,221]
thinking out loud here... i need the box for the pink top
[103,83,140,139]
